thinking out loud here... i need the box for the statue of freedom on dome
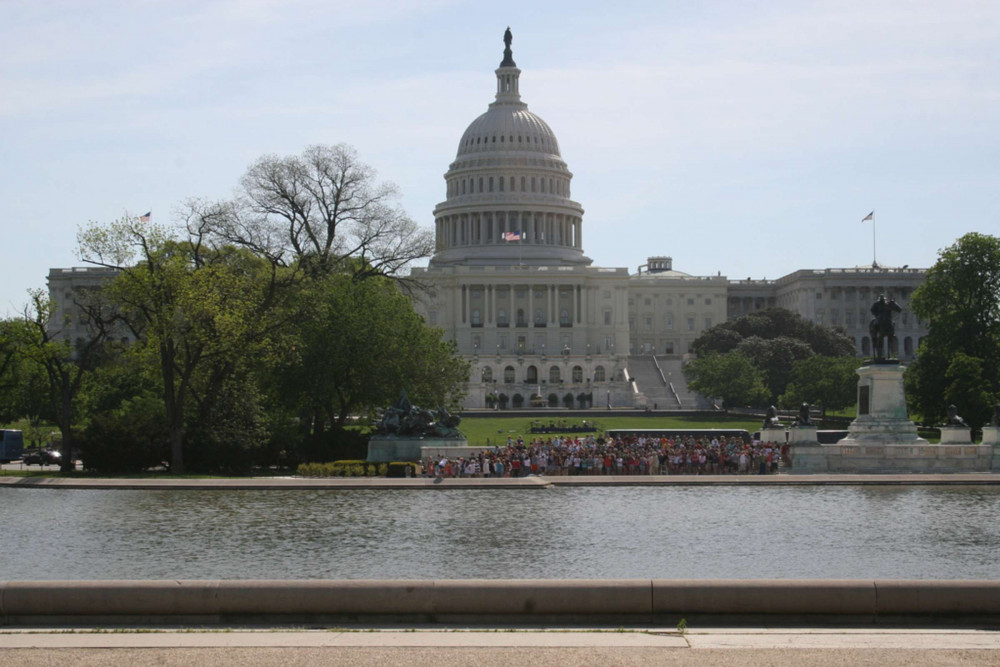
[501,27,516,67]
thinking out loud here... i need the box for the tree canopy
[686,308,857,405]
[905,232,1000,429]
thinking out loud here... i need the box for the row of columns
[461,284,586,326]
[436,211,582,250]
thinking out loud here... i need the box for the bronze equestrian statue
[869,294,902,361]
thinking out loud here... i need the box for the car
[22,449,62,466]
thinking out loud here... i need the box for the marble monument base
[367,436,468,463]
[759,426,787,444]
[939,425,972,444]
[983,426,1000,446]
[787,426,827,472]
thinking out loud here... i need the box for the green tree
[690,308,857,405]
[942,353,995,432]
[273,274,468,460]
[780,355,859,418]
[907,233,1000,425]
[78,216,291,473]
[692,308,856,357]
[683,352,768,409]
[734,336,814,402]
[10,291,115,471]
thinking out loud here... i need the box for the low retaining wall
[2,580,999,623]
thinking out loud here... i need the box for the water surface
[2,486,997,580]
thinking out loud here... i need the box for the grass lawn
[458,414,762,446]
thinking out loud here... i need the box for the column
[462,285,469,324]
[528,287,534,329]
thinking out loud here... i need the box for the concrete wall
[2,580,1000,623]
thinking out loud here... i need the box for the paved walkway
[0,473,997,489]
[1,628,999,665]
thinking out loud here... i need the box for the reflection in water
[1,486,998,580]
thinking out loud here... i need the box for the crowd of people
[424,433,788,478]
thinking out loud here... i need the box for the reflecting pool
[2,485,998,580]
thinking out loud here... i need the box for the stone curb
[0,473,998,490]
[2,580,1000,623]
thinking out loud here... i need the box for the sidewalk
[1,628,999,666]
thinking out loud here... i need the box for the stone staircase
[625,356,714,410]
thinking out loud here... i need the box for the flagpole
[872,212,877,268]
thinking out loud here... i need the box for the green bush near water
[297,460,390,477]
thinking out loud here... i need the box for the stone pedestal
[980,426,1000,446]
[837,362,927,448]
[939,425,972,445]
[786,425,825,472]
[788,425,818,445]
[759,426,787,445]
[367,436,468,463]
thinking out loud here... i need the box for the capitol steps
[625,356,711,410]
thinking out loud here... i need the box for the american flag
[139,211,152,223]
[503,231,522,241]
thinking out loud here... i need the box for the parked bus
[0,430,24,463]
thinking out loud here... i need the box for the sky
[2,0,998,315]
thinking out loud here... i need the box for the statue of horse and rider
[869,294,902,361]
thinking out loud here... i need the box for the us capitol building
[48,31,929,411]
[407,31,929,410]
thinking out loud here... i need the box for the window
[549,366,561,383]
[594,366,606,382]
[534,308,544,324]
[429,311,438,326]
[665,314,673,330]
[471,309,481,326]
[572,366,583,382]
[645,317,652,330]
[488,177,494,192]
[704,298,712,305]
[686,317,695,331]
[526,365,538,383]
[644,298,651,306]
[704,317,712,329]
[498,308,508,325]
[473,335,481,350]
[560,309,570,325]
[482,367,493,382]
[687,298,694,306]
[603,310,612,325]
[504,366,516,383]
[499,334,507,349]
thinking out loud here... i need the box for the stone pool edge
[1,579,999,625]
[0,473,999,490]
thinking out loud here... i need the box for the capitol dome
[429,30,590,268]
